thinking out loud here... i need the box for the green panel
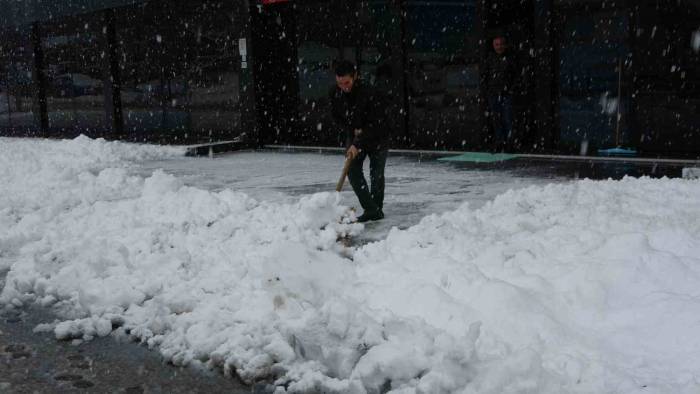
[437,152,519,163]
[597,147,637,157]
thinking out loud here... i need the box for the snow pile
[354,178,700,393]
[2,136,700,393]
[0,135,184,224]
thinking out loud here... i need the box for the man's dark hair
[335,60,357,77]
[490,29,506,41]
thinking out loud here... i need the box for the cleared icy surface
[135,150,565,243]
[2,136,700,394]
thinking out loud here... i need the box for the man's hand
[346,145,359,160]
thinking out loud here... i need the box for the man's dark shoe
[356,209,384,223]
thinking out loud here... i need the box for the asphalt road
[0,303,257,393]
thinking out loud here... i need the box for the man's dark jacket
[481,51,518,96]
[329,81,390,151]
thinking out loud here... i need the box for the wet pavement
[0,273,252,393]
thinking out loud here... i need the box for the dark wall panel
[115,0,245,143]
[0,25,40,136]
[556,2,630,153]
[2,0,247,144]
[0,0,144,27]
[251,1,299,145]
[406,0,481,150]
[41,13,110,138]
[632,1,700,155]
[554,0,700,156]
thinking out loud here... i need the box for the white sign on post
[239,38,248,69]
[238,38,247,56]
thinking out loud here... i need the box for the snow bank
[354,178,700,393]
[0,135,184,224]
[2,136,700,393]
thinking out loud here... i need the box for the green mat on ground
[597,147,637,157]
[437,152,519,163]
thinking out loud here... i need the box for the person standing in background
[482,34,518,152]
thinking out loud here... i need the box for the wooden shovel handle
[336,156,353,192]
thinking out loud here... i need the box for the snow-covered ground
[2,136,700,393]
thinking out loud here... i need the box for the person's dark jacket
[481,51,518,96]
[329,81,390,152]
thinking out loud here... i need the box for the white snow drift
[1,136,700,393]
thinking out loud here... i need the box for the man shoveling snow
[330,60,391,223]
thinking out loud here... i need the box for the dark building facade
[1,0,699,156]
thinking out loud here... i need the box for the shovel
[335,156,353,192]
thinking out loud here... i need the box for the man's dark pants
[487,95,513,152]
[347,148,387,213]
